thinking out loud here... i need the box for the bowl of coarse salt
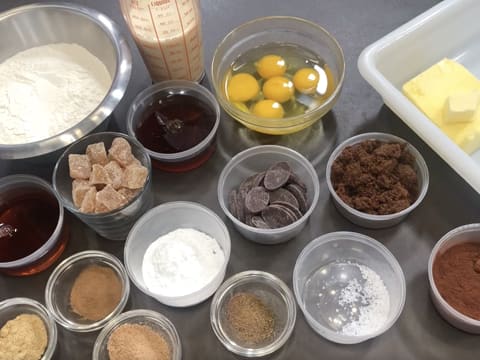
[0,3,131,160]
[124,201,231,307]
[293,231,406,344]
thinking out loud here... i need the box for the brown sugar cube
[86,142,108,165]
[68,154,91,180]
[94,196,110,214]
[72,180,94,208]
[122,164,148,189]
[108,137,135,167]
[117,187,141,202]
[96,184,127,211]
[104,161,123,190]
[79,187,97,214]
[90,164,112,186]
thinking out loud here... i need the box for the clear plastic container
[124,201,231,307]
[293,231,406,344]
[92,309,181,360]
[45,250,130,332]
[358,0,480,194]
[326,132,429,229]
[210,270,296,357]
[211,16,345,135]
[217,145,320,244]
[0,175,68,276]
[0,297,58,359]
[52,132,153,241]
[428,223,480,334]
[126,80,220,172]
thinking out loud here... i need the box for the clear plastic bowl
[45,250,130,332]
[210,270,296,357]
[428,223,480,334]
[52,132,153,241]
[124,201,231,307]
[326,132,429,229]
[293,231,406,344]
[92,309,181,360]
[217,145,320,244]
[126,80,220,172]
[211,16,345,135]
[0,297,58,359]
[0,175,68,276]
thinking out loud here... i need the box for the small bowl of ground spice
[428,223,480,334]
[326,132,429,228]
[45,250,130,332]
[210,270,296,357]
[0,297,57,360]
[92,309,181,360]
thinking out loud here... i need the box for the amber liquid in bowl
[135,93,217,172]
[0,188,68,276]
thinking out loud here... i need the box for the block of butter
[402,58,480,154]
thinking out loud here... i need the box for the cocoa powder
[433,242,480,320]
[331,140,418,215]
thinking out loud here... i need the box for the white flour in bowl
[0,43,112,145]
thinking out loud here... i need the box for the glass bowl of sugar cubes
[53,132,152,240]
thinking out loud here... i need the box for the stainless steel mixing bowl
[0,3,132,159]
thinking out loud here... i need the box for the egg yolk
[227,73,260,102]
[263,76,295,103]
[293,68,320,94]
[255,55,287,79]
[252,99,285,118]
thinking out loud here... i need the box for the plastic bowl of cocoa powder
[428,223,480,334]
[326,132,429,229]
[92,309,181,360]
[45,250,130,332]
[0,297,57,360]
[210,270,297,357]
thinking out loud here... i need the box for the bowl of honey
[127,80,220,172]
[0,175,68,276]
[211,16,345,135]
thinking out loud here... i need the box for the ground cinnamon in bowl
[433,242,480,320]
[331,140,419,215]
[70,264,122,321]
[225,292,275,346]
[107,323,171,360]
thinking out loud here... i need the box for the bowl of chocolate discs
[217,145,320,244]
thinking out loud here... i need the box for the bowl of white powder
[293,231,406,344]
[0,3,131,159]
[124,201,231,307]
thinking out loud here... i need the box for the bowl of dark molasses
[0,175,68,276]
[127,80,220,172]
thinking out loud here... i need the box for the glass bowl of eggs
[211,16,345,135]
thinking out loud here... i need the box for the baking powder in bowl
[142,228,225,297]
[0,43,111,145]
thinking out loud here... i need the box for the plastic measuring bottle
[119,0,204,82]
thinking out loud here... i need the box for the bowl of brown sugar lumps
[326,132,429,229]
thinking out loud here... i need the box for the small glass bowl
[326,132,429,229]
[92,309,181,360]
[293,231,406,344]
[0,174,68,276]
[124,201,231,307]
[44,250,130,332]
[217,145,320,244]
[428,223,480,334]
[210,271,296,357]
[0,297,58,359]
[211,16,345,135]
[52,131,153,241]
[127,80,220,172]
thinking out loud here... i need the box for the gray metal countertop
[1,0,479,359]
